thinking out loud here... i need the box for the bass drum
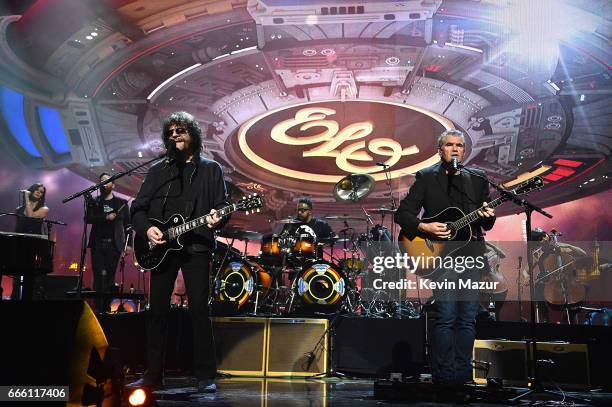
[291,261,347,314]
[214,258,275,310]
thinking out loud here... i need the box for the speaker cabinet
[473,340,590,388]
[213,317,268,376]
[42,274,79,299]
[211,317,328,377]
[0,301,113,405]
[266,318,327,377]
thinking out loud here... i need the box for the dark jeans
[145,250,216,381]
[429,269,480,384]
[91,240,120,312]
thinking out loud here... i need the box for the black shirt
[163,161,197,219]
[161,161,208,250]
[282,218,334,241]
[448,174,471,212]
[88,195,127,243]
[15,206,44,234]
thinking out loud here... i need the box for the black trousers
[145,250,216,381]
[91,240,120,312]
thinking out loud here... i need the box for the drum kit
[210,173,406,317]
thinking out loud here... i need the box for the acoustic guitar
[399,177,543,278]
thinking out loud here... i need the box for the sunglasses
[165,127,188,137]
[297,208,311,212]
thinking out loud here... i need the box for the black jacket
[394,162,495,252]
[86,195,130,252]
[130,156,230,252]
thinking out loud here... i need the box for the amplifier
[212,317,268,376]
[212,317,328,377]
[473,340,590,389]
[266,318,328,377]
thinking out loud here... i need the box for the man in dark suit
[394,129,496,387]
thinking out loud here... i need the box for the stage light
[147,63,202,101]
[127,387,155,407]
[497,0,561,76]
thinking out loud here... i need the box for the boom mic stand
[378,163,407,317]
[457,164,589,403]
[62,153,169,298]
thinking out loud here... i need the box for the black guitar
[399,177,543,278]
[134,194,263,270]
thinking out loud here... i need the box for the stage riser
[95,311,612,388]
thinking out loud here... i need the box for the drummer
[281,197,335,257]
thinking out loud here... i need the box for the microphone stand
[62,153,168,298]
[378,163,405,317]
[115,227,132,313]
[458,164,588,403]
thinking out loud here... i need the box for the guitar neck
[450,195,506,231]
[168,204,235,239]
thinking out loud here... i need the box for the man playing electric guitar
[128,111,230,393]
[394,129,496,389]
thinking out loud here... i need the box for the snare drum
[291,261,347,309]
[214,258,274,309]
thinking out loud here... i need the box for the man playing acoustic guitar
[394,129,496,390]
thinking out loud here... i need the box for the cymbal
[274,218,302,224]
[333,173,375,202]
[324,215,365,221]
[217,228,263,240]
[365,207,395,214]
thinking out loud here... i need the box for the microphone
[20,189,29,193]
[164,139,177,164]
[451,156,459,171]
[376,162,389,167]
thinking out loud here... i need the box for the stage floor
[132,375,608,406]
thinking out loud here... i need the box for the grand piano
[0,231,55,300]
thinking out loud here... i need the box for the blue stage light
[0,85,41,157]
[37,105,70,154]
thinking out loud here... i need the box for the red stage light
[543,173,563,182]
[553,159,582,168]
[551,167,575,177]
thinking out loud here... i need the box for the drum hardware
[274,217,302,224]
[333,173,375,202]
[323,215,366,221]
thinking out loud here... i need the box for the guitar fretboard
[167,204,235,240]
[449,195,506,231]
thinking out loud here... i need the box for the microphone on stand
[164,139,177,164]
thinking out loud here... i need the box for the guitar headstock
[511,176,544,196]
[236,193,264,215]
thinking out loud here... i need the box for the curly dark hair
[161,111,203,157]
[26,182,46,210]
